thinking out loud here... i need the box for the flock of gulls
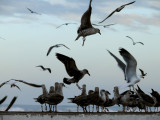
[0,0,159,113]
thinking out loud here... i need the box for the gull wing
[99,10,116,23]
[47,68,51,73]
[14,79,42,87]
[0,80,9,88]
[27,8,32,12]
[61,44,70,50]
[46,45,56,56]
[107,50,126,80]
[0,96,7,105]
[119,48,137,83]
[56,53,79,77]
[77,0,93,33]
[126,36,134,43]
[136,42,144,45]
[122,1,135,7]
[36,65,45,70]
[5,96,17,111]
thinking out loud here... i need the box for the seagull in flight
[92,23,116,28]
[126,36,144,45]
[36,65,51,73]
[56,23,77,29]
[75,0,101,46]
[107,48,144,90]
[46,44,70,56]
[27,8,41,15]
[56,53,90,90]
[99,1,135,23]
[0,79,42,90]
[139,68,147,78]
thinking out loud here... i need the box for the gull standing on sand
[99,1,135,23]
[126,36,144,45]
[56,23,77,29]
[27,8,41,15]
[75,0,101,46]
[46,44,70,56]
[107,48,144,90]
[0,79,42,90]
[56,53,90,90]
[36,65,51,73]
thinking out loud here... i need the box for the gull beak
[98,31,101,35]
[87,72,90,76]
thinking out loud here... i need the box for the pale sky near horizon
[0,0,160,107]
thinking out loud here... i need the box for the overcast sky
[0,0,160,107]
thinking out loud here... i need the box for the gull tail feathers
[63,78,72,85]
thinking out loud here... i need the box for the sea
[0,104,122,112]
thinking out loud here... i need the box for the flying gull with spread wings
[139,68,147,78]
[99,1,135,23]
[36,65,51,73]
[107,48,144,90]
[46,44,70,56]
[27,8,41,15]
[0,79,42,90]
[56,53,90,90]
[56,23,77,29]
[126,36,144,45]
[75,0,101,46]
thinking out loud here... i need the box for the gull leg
[41,104,43,112]
[45,103,47,111]
[76,83,82,90]
[82,37,86,46]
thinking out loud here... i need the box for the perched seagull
[126,36,144,45]
[107,48,144,90]
[0,79,42,90]
[36,65,51,73]
[56,23,77,29]
[27,8,41,15]
[5,96,17,111]
[56,53,90,90]
[46,44,70,56]
[99,1,135,23]
[0,37,6,40]
[92,23,116,28]
[139,68,147,78]
[75,0,101,46]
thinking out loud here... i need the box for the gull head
[83,69,90,76]
[95,28,101,35]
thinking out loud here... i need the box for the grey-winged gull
[56,23,77,29]
[46,44,70,56]
[46,82,65,112]
[99,1,135,23]
[126,36,144,45]
[107,48,144,90]
[36,65,51,73]
[75,0,101,46]
[56,53,90,90]
[27,8,41,15]
[34,84,48,112]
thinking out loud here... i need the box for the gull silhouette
[99,1,135,23]
[126,36,144,45]
[46,44,70,56]
[56,23,77,29]
[27,8,41,15]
